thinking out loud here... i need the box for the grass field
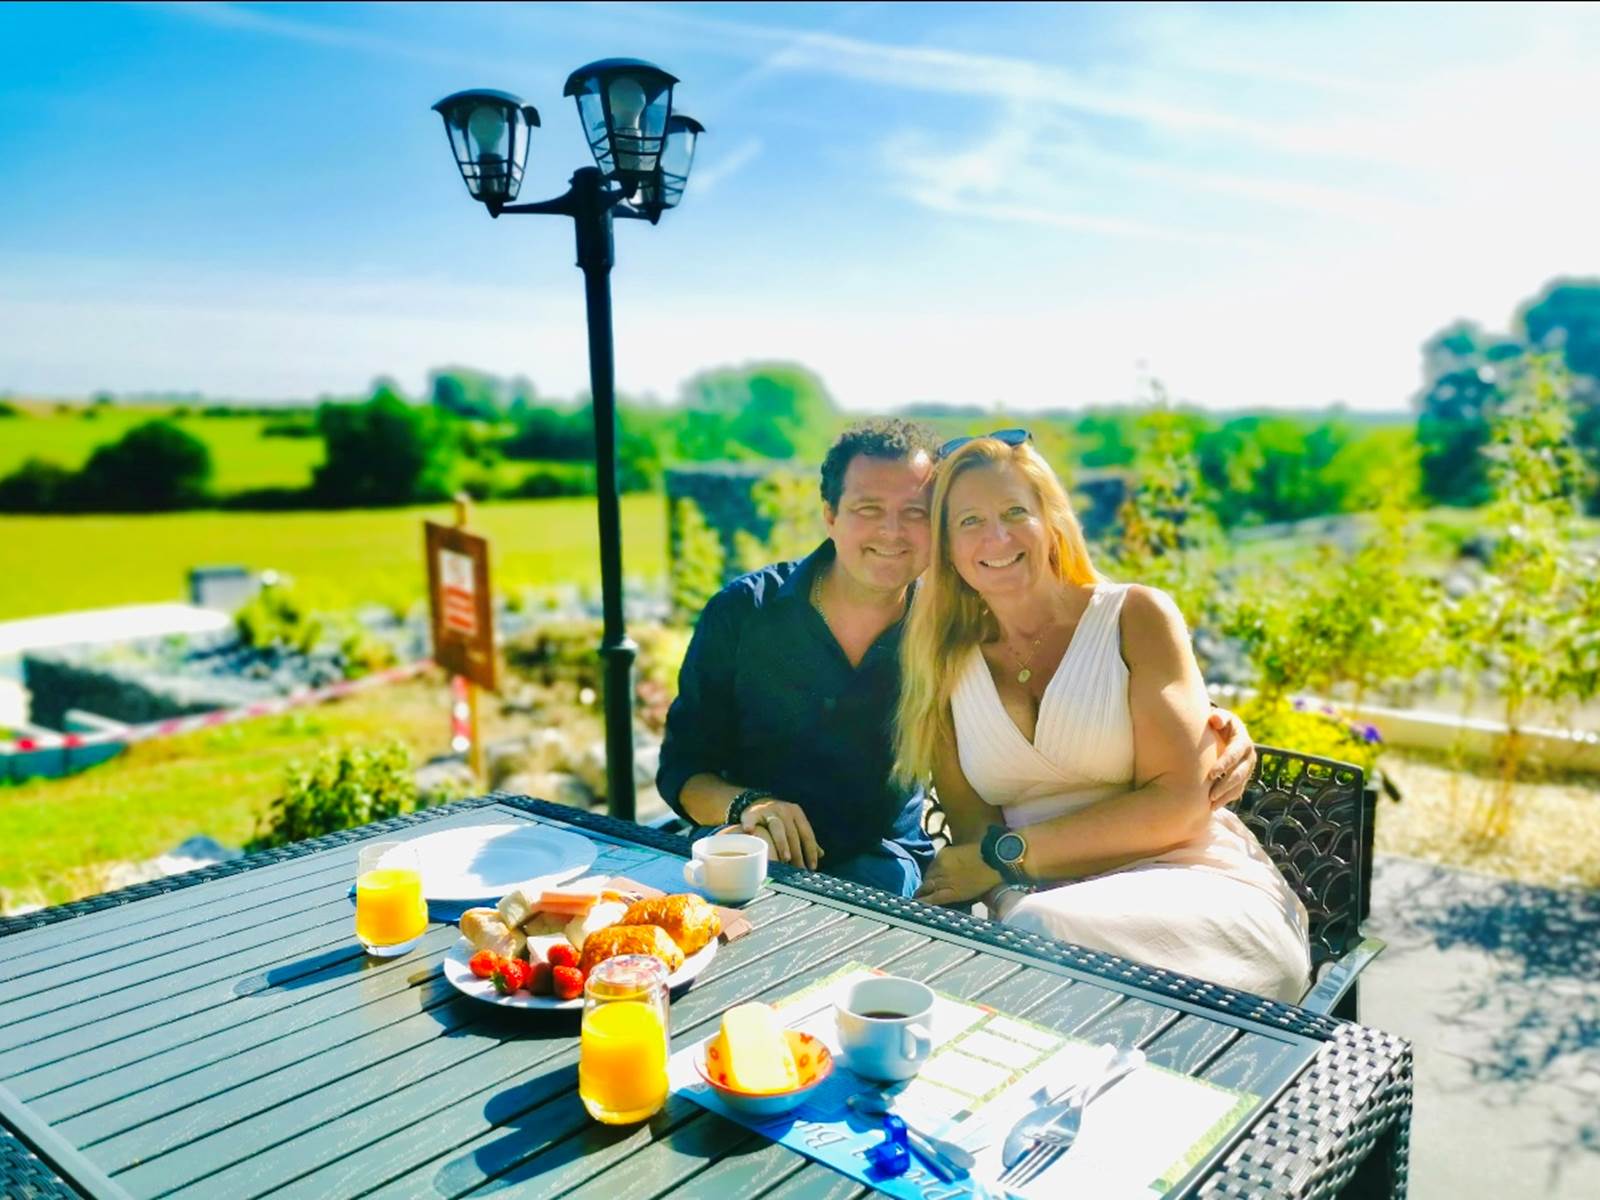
[0,404,323,491]
[0,673,536,909]
[0,494,668,620]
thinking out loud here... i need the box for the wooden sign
[424,521,497,692]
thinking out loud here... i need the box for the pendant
[1017,668,1032,684]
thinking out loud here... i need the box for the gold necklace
[1006,628,1046,684]
[810,569,831,632]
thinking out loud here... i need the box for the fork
[997,1047,1145,1191]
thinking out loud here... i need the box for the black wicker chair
[923,744,1385,1021]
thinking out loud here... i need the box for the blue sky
[2,1,1598,412]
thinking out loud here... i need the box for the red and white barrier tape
[0,660,434,756]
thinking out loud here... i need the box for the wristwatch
[980,824,1030,885]
[726,788,773,827]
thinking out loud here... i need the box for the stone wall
[24,643,275,729]
[663,464,778,582]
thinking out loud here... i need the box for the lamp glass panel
[660,123,696,180]
[574,84,613,173]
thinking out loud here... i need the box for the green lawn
[0,674,535,909]
[0,495,668,619]
[0,406,323,491]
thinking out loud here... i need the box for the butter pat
[720,1003,799,1093]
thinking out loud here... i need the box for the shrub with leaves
[1104,388,1226,658]
[250,740,417,849]
[1233,696,1384,777]
[235,582,323,656]
[670,497,725,624]
[1443,354,1598,834]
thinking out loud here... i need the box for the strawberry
[469,950,501,980]
[551,965,584,1002]
[546,943,579,971]
[526,961,553,996]
[492,959,532,995]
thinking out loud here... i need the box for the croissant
[578,924,686,975]
[620,893,721,956]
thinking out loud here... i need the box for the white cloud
[688,136,763,198]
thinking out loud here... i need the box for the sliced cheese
[564,899,629,951]
[720,1003,799,1094]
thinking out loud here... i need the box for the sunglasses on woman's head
[937,427,1033,460]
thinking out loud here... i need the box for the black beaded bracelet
[725,788,773,828]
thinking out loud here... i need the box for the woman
[896,434,1310,1001]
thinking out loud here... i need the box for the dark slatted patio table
[0,795,1411,1199]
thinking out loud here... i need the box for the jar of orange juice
[354,843,427,956]
[579,955,670,1124]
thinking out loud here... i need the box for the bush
[1235,697,1383,778]
[235,583,323,655]
[74,419,214,511]
[261,417,317,439]
[338,625,399,678]
[670,497,725,623]
[0,400,19,417]
[502,619,690,734]
[0,458,75,512]
[312,385,456,507]
[513,464,595,498]
[249,740,418,848]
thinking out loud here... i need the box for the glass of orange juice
[354,843,427,956]
[579,955,670,1124]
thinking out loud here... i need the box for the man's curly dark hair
[818,417,940,510]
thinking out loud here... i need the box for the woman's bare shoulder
[1117,584,1190,666]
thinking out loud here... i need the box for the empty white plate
[401,822,597,902]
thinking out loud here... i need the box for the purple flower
[1361,723,1382,744]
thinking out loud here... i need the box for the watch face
[995,832,1026,864]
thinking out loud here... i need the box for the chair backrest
[1234,745,1370,971]
[921,743,1371,972]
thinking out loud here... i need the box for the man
[657,418,1255,897]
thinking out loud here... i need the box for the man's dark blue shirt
[656,541,928,867]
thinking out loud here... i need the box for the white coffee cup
[683,833,768,904]
[835,976,935,1082]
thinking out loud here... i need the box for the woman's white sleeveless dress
[951,583,1311,1002]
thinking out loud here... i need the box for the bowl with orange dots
[694,1029,834,1118]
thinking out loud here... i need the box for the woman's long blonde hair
[893,438,1101,785]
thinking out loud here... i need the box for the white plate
[402,823,596,902]
[443,935,718,1011]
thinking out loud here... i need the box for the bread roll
[578,924,685,975]
[460,908,527,960]
[620,894,721,955]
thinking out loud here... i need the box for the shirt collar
[777,539,838,603]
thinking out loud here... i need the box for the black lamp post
[432,60,703,823]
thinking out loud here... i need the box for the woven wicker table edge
[0,1124,86,1200]
[1198,1023,1413,1199]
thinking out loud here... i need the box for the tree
[1106,387,1223,649]
[1445,355,1596,836]
[0,458,75,512]
[1519,279,1600,506]
[312,384,455,506]
[678,363,839,461]
[74,419,213,511]
[430,366,511,421]
[670,497,725,623]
